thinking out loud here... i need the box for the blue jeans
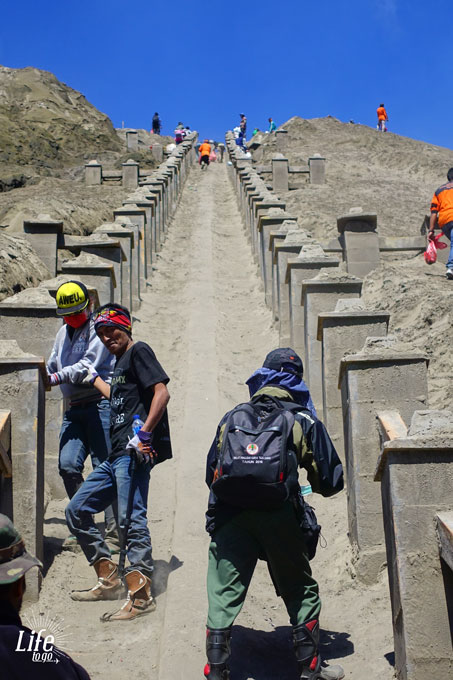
[442,222,453,269]
[65,455,153,578]
[59,398,116,535]
[59,398,111,484]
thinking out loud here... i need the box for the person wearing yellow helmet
[47,281,119,553]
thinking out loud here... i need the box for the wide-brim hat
[0,514,42,585]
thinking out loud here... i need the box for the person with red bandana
[66,303,171,622]
[47,280,118,551]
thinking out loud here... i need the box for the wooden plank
[0,410,12,478]
[437,512,453,572]
[377,410,408,442]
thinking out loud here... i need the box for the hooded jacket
[47,317,115,404]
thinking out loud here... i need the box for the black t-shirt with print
[109,341,171,462]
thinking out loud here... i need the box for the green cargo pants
[207,500,321,629]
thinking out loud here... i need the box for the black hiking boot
[204,627,231,679]
[293,620,344,680]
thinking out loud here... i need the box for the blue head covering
[245,367,317,418]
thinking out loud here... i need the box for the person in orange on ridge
[199,139,211,170]
[376,103,388,132]
[428,168,453,280]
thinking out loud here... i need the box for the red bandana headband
[93,308,132,334]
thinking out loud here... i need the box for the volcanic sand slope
[29,162,394,680]
[0,65,121,175]
[258,116,453,240]
[259,116,453,409]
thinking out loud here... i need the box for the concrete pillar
[113,207,148,282]
[272,155,289,193]
[0,290,64,500]
[23,216,64,277]
[126,130,138,151]
[60,253,116,306]
[169,162,180,213]
[253,198,286,264]
[302,271,363,420]
[151,143,163,162]
[95,223,134,311]
[286,244,340,357]
[275,129,288,153]
[309,154,326,184]
[337,211,380,278]
[0,341,47,601]
[243,182,261,241]
[269,223,297,321]
[239,171,255,225]
[257,211,298,307]
[114,217,142,309]
[61,236,125,305]
[154,173,170,232]
[141,180,165,248]
[339,336,428,583]
[122,159,139,189]
[123,198,155,267]
[274,231,311,345]
[248,192,266,250]
[317,300,389,462]
[375,410,453,679]
[85,160,102,186]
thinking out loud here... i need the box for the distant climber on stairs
[199,139,212,170]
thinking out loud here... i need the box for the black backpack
[211,395,300,509]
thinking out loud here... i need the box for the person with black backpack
[203,348,345,680]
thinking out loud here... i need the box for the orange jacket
[199,143,211,156]
[431,182,453,227]
[377,106,388,121]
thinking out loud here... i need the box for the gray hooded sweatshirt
[47,318,115,404]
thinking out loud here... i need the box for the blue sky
[1,0,452,147]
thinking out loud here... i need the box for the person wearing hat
[66,303,172,622]
[0,513,91,678]
[47,280,118,551]
[203,348,345,680]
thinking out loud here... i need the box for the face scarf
[64,311,89,328]
[245,367,317,419]
[93,307,132,335]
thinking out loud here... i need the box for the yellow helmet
[55,280,89,317]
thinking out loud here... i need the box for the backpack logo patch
[246,443,259,455]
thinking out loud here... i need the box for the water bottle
[300,484,312,497]
[132,415,144,436]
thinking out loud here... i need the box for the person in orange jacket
[428,168,453,279]
[199,139,211,170]
[376,104,388,132]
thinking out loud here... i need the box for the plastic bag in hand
[424,234,447,264]
[126,434,155,465]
